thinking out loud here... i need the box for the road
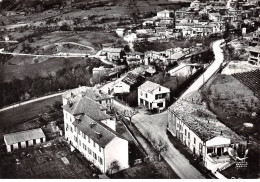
[113,100,205,179]
[180,39,225,99]
[0,92,64,113]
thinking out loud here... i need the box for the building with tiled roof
[167,95,245,172]
[63,86,113,109]
[62,87,129,173]
[138,81,170,112]
[4,128,46,153]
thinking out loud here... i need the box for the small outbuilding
[4,128,46,153]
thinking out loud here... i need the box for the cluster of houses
[115,0,259,42]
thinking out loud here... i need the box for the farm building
[4,128,46,153]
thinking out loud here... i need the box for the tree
[107,160,120,174]
[156,139,167,161]
[120,109,138,126]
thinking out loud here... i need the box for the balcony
[206,153,231,164]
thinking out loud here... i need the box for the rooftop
[121,73,142,86]
[63,86,112,101]
[62,97,111,121]
[72,114,125,147]
[139,80,169,93]
[4,128,45,145]
[169,96,243,142]
[103,47,123,53]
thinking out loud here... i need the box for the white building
[248,46,260,65]
[62,92,129,173]
[4,128,46,153]
[114,73,142,94]
[124,33,137,43]
[138,81,170,111]
[63,86,114,110]
[157,10,172,19]
[116,28,125,37]
[167,96,244,173]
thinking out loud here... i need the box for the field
[201,74,260,138]
[0,95,62,141]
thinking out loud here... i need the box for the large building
[62,87,129,173]
[138,81,170,111]
[4,128,46,153]
[167,94,244,172]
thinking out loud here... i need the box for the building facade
[62,90,129,173]
[4,128,46,153]
[138,81,170,111]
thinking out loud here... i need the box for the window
[145,93,147,98]
[70,127,73,133]
[188,132,190,139]
[199,143,202,153]
[88,137,90,143]
[98,157,103,165]
[185,129,187,136]
[207,147,213,154]
[74,126,76,132]
[93,142,96,147]
[88,148,92,155]
[79,139,81,146]
[99,146,101,152]
[93,152,97,160]
[140,91,142,96]
[194,137,196,144]
[159,87,161,91]
[66,123,68,130]
[74,136,77,143]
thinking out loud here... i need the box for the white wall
[101,118,116,131]
[104,137,129,173]
[114,82,130,94]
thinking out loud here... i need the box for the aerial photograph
[0,0,259,179]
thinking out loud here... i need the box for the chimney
[90,122,96,128]
[95,131,102,140]
[68,100,73,107]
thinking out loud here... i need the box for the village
[0,0,260,179]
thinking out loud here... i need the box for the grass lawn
[0,95,62,140]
